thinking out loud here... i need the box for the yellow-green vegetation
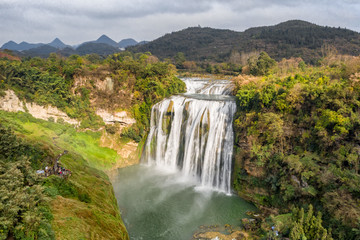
[0,111,129,240]
[1,111,119,170]
[47,152,128,240]
[233,54,360,239]
[269,205,332,240]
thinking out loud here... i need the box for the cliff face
[73,74,141,168]
[0,90,79,125]
[72,73,135,112]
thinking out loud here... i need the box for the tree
[0,157,54,240]
[289,205,332,240]
[248,51,276,76]
[174,52,186,69]
[0,125,54,239]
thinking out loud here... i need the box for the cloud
[1,0,217,19]
[0,0,359,46]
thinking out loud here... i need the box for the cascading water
[143,78,236,194]
[112,78,255,239]
[182,78,234,95]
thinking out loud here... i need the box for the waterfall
[142,78,236,193]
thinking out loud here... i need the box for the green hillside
[0,111,129,240]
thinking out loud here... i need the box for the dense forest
[0,124,55,239]
[130,20,360,64]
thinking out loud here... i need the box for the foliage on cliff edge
[233,54,360,239]
[0,52,185,133]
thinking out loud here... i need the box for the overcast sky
[1,0,360,46]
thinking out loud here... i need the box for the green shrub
[105,125,117,134]
[78,192,91,203]
[248,52,276,76]
[43,176,78,198]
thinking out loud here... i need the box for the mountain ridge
[2,20,360,61]
[2,41,44,51]
[1,35,141,53]
[130,20,360,63]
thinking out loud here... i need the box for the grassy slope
[0,110,129,240]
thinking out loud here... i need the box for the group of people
[37,150,71,178]
[43,165,71,178]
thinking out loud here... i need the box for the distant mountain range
[2,20,360,62]
[1,35,141,57]
[2,41,44,51]
[130,20,360,63]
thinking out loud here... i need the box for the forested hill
[129,20,360,63]
[130,27,241,62]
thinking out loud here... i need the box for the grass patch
[0,110,119,170]
[49,152,128,240]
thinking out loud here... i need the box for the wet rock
[166,100,174,115]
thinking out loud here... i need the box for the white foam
[142,78,236,194]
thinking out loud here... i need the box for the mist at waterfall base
[112,165,256,239]
[111,78,256,239]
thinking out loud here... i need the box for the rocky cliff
[0,90,79,125]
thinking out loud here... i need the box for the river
[112,165,256,240]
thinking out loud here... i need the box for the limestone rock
[96,109,136,125]
[0,90,79,125]
[0,90,24,112]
